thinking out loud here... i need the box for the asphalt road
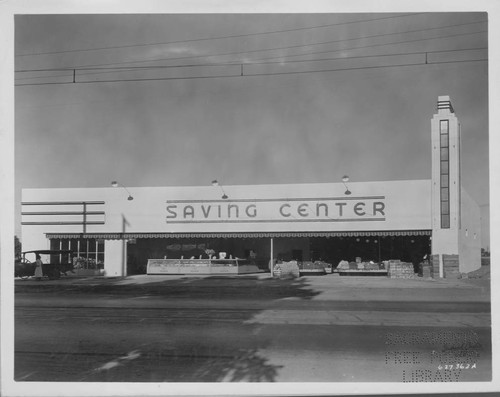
[13,275,492,383]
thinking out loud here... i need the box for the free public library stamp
[384,329,491,382]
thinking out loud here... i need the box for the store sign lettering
[167,204,257,219]
[166,198,386,223]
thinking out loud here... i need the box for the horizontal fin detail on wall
[21,200,106,230]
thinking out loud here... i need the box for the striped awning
[46,230,432,240]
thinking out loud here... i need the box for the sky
[13,12,490,246]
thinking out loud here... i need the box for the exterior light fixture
[111,181,134,201]
[341,175,351,195]
[211,179,228,199]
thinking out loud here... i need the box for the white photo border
[1,0,498,396]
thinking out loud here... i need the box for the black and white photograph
[1,1,499,396]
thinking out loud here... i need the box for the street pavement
[13,273,492,383]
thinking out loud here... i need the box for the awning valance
[46,230,432,240]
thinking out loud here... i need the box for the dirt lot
[465,263,490,279]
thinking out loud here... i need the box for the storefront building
[21,96,482,277]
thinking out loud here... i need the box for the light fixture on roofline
[111,181,134,200]
[341,175,351,195]
[211,179,228,199]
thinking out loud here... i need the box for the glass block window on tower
[439,119,450,228]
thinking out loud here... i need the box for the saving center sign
[166,196,386,224]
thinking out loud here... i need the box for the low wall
[431,254,440,278]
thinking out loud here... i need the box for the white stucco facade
[20,96,482,277]
[22,179,432,241]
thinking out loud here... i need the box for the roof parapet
[437,95,454,114]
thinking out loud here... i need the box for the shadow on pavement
[15,275,318,382]
[16,274,323,300]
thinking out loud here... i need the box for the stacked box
[430,254,440,278]
[387,260,416,279]
[399,262,416,279]
[387,259,400,277]
[443,254,460,279]
[419,261,433,278]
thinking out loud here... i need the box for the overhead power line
[14,47,488,77]
[15,24,488,75]
[16,13,424,58]
[15,47,487,82]
[14,55,487,87]
[34,20,486,71]
[245,20,487,63]
[251,29,488,63]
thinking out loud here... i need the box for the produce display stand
[146,258,262,275]
[298,261,332,276]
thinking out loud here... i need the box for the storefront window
[78,238,88,257]
[49,238,105,265]
[69,238,78,252]
[87,240,98,261]
[50,239,59,251]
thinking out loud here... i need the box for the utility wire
[14,47,487,81]
[249,29,487,63]
[34,20,486,71]
[16,13,425,57]
[15,24,488,76]
[14,56,487,87]
[242,46,488,66]
[245,58,487,77]
[15,73,74,81]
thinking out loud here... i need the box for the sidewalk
[245,308,490,327]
